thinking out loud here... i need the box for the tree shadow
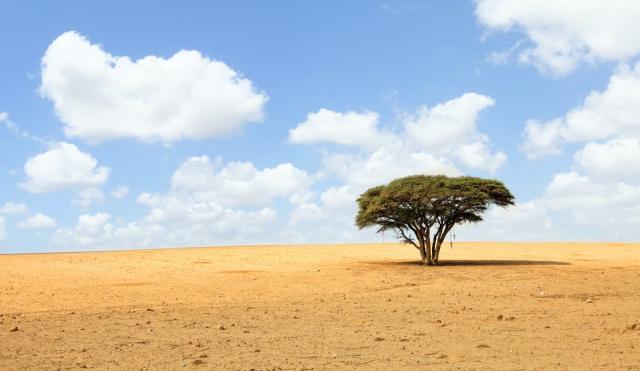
[368,259,570,267]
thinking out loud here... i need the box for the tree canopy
[356,175,515,265]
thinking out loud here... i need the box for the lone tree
[356,175,514,265]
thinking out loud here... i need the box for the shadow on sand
[367,259,570,267]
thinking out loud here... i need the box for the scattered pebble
[374,337,386,341]
[476,344,490,349]
[192,359,206,365]
[218,325,226,330]
[627,323,639,331]
[9,326,18,332]
[497,314,503,320]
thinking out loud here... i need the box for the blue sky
[2,1,640,252]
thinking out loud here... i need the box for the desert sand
[1,242,639,370]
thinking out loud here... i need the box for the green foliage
[356,175,515,265]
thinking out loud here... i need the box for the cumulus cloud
[18,213,57,229]
[291,93,505,184]
[454,141,507,174]
[463,169,640,242]
[110,186,129,199]
[404,93,495,151]
[289,109,387,150]
[72,187,106,208]
[40,31,268,144]
[0,203,28,215]
[516,61,640,240]
[574,137,640,181]
[540,172,640,238]
[53,212,114,248]
[170,156,312,207]
[21,142,109,193]
[322,148,460,190]
[53,156,311,249]
[460,201,557,241]
[475,0,640,76]
[285,93,506,242]
[522,63,640,158]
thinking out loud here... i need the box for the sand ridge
[1,242,639,370]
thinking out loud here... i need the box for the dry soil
[1,242,639,370]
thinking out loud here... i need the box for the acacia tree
[356,175,514,265]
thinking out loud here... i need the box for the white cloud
[574,137,640,181]
[110,186,129,199]
[475,0,640,76]
[0,217,6,242]
[289,109,386,150]
[454,141,507,174]
[292,93,505,190]
[404,93,495,151]
[523,63,640,158]
[18,213,57,229]
[285,93,506,243]
[72,187,106,208]
[170,156,312,208]
[53,156,310,249]
[53,212,114,248]
[516,61,640,241]
[0,203,28,215]
[21,142,109,193]
[521,119,564,159]
[40,31,268,144]
[462,169,640,242]
[322,148,460,190]
[461,201,557,241]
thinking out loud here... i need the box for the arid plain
[1,242,639,370]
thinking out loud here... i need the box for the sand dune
[1,242,639,370]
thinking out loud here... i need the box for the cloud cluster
[41,31,268,144]
[475,0,640,76]
[291,93,505,185]
[289,109,386,150]
[18,213,57,229]
[513,62,640,240]
[170,156,312,207]
[21,142,109,193]
[53,157,311,249]
[0,203,28,215]
[285,93,506,242]
[523,63,640,158]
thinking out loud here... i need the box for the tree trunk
[418,232,432,265]
[433,240,442,264]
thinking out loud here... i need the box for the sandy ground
[0,242,639,370]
